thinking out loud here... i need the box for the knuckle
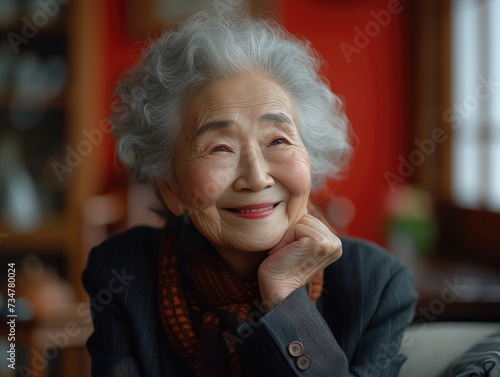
[318,236,330,251]
[322,238,342,261]
[319,235,339,253]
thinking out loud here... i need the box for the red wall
[283,0,410,244]
[101,1,142,185]
[101,0,410,245]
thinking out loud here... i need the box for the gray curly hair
[111,12,352,196]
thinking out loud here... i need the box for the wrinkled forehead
[183,72,298,131]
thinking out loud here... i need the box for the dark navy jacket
[82,225,417,376]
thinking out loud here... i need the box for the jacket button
[296,355,311,371]
[288,341,303,357]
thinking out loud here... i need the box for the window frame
[409,0,500,267]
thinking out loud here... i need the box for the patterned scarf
[158,203,328,377]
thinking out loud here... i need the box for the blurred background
[0,0,499,375]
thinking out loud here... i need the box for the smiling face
[159,72,311,254]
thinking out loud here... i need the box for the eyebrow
[257,112,294,126]
[195,112,294,139]
[195,120,234,139]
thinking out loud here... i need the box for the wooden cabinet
[0,1,106,376]
[0,0,106,291]
[0,4,68,250]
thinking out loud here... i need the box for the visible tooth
[234,205,273,213]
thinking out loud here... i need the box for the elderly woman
[82,12,417,377]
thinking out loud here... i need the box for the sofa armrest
[399,322,500,377]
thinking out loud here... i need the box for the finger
[269,224,331,260]
[287,222,342,265]
[268,215,334,255]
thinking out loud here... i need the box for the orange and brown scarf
[158,203,329,377]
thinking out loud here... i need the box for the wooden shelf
[0,90,68,110]
[0,3,106,375]
[0,14,67,38]
[399,252,500,322]
[0,215,66,253]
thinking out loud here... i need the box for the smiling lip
[224,202,280,219]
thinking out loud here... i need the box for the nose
[233,144,274,192]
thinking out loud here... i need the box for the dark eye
[270,138,287,146]
[212,145,230,152]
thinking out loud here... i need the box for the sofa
[399,321,500,377]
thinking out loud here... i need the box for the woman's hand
[257,214,342,312]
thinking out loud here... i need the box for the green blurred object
[384,185,438,256]
[387,216,438,255]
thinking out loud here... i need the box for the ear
[156,176,186,216]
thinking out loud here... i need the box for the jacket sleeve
[237,266,417,377]
[82,246,143,377]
